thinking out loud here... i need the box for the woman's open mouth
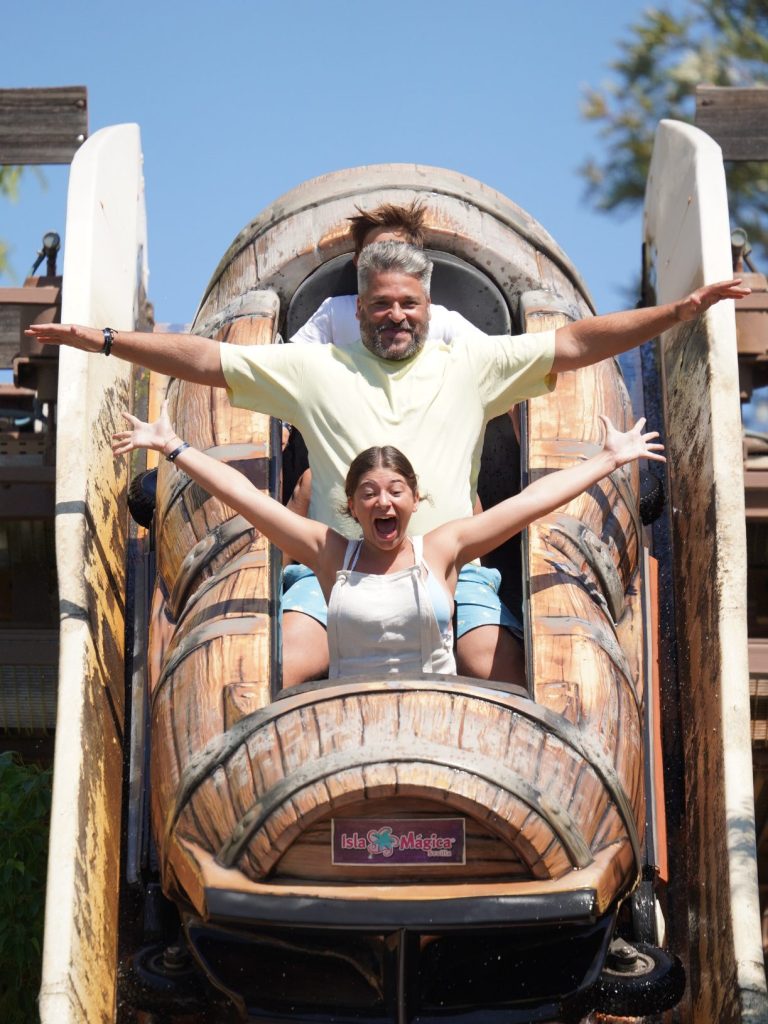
[373,516,398,541]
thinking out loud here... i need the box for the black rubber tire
[639,469,665,525]
[630,879,658,945]
[118,942,210,1013]
[594,942,685,1016]
[127,469,158,529]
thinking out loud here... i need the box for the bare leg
[287,468,312,518]
[282,610,329,687]
[282,470,313,568]
[456,625,528,693]
[508,403,521,443]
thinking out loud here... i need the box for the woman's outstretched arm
[428,416,665,577]
[112,401,341,571]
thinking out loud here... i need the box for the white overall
[327,536,456,679]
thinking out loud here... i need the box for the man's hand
[553,277,752,373]
[25,323,104,352]
[673,279,752,323]
[25,321,227,387]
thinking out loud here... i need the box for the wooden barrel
[152,292,279,618]
[523,303,647,867]
[148,293,281,897]
[156,677,639,895]
[146,164,647,928]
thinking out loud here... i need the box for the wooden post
[645,118,767,1023]
[38,123,147,1024]
[0,87,87,164]
[694,86,768,161]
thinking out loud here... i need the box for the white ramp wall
[39,124,148,1024]
[644,118,767,1024]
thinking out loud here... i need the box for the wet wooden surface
[149,300,279,902]
[41,124,148,1024]
[645,120,766,1022]
[524,312,646,865]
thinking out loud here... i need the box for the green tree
[581,0,768,265]
[0,752,52,1024]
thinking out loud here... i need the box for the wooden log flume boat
[128,165,680,1022]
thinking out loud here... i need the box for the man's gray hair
[357,241,433,297]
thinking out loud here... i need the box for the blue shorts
[281,563,523,640]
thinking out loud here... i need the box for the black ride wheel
[119,941,211,1014]
[128,469,158,529]
[594,940,685,1016]
[639,469,665,525]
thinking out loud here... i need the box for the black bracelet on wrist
[101,327,118,356]
[166,441,190,463]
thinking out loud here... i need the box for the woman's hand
[600,415,666,469]
[111,399,177,457]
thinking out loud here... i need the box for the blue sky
[3,1,688,324]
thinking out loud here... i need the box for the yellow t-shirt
[221,331,556,537]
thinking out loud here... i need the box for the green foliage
[0,751,52,1024]
[581,0,768,263]
[0,166,23,200]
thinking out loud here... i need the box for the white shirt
[290,294,484,348]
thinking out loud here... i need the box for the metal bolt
[161,944,191,973]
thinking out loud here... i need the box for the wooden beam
[695,85,768,161]
[0,87,87,165]
[0,482,54,517]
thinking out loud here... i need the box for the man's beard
[359,311,429,361]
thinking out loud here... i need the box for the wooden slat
[145,371,170,471]
[154,308,276,603]
[40,124,146,1024]
[522,308,646,879]
[695,86,768,161]
[0,285,61,368]
[0,87,87,164]
[197,166,595,325]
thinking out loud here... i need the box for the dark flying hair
[348,199,428,256]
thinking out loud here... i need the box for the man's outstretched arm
[24,323,227,387]
[551,279,751,374]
